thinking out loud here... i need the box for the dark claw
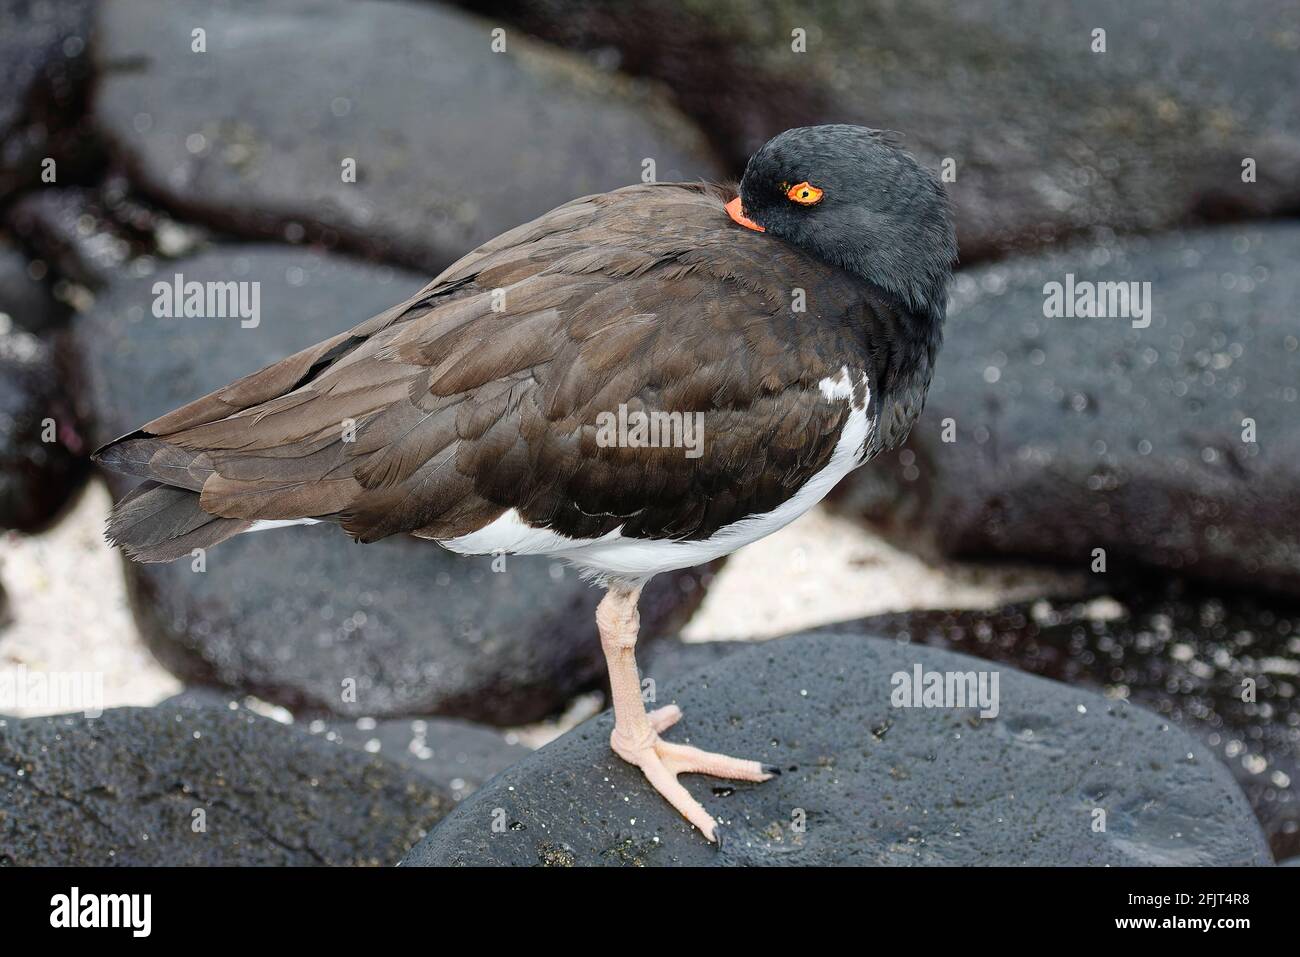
[762,764,782,776]
[713,823,728,849]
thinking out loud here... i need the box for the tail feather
[93,433,211,491]
[105,480,252,562]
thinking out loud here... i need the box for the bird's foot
[610,704,778,843]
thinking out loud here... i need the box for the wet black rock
[0,0,97,202]
[643,637,743,691]
[471,0,1300,259]
[309,716,530,801]
[829,224,1300,595]
[0,0,92,137]
[403,629,1269,866]
[0,705,452,866]
[75,246,706,723]
[0,320,88,531]
[0,235,66,334]
[861,586,1300,861]
[7,188,132,289]
[163,687,530,800]
[4,183,196,290]
[92,0,722,274]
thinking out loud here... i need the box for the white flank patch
[247,518,320,532]
[441,369,873,579]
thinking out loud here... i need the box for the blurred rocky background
[0,0,1296,866]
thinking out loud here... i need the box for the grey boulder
[0,705,452,866]
[0,319,87,531]
[403,628,1270,866]
[162,686,530,801]
[484,0,1300,260]
[863,588,1300,862]
[830,224,1300,595]
[92,0,722,274]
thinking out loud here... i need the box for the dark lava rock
[0,0,98,203]
[92,0,722,274]
[4,184,192,290]
[75,246,705,723]
[0,235,66,333]
[0,319,88,531]
[472,0,1300,259]
[163,687,530,800]
[7,188,132,289]
[308,716,529,801]
[0,705,452,865]
[0,0,92,139]
[643,637,744,692]
[861,586,1300,861]
[829,224,1300,595]
[403,629,1269,866]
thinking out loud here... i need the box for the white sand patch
[0,479,180,717]
[681,505,1086,642]
[503,691,604,751]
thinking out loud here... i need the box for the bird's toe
[647,703,683,733]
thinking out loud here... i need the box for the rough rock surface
[75,246,706,723]
[0,705,453,865]
[163,687,530,800]
[829,224,1300,595]
[0,0,97,202]
[471,0,1300,259]
[312,716,530,801]
[7,187,126,289]
[92,0,722,274]
[643,637,744,691]
[0,236,66,334]
[0,319,87,531]
[403,629,1270,866]
[5,184,189,289]
[862,587,1300,861]
[0,235,88,530]
[0,0,91,135]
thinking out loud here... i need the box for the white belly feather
[439,369,873,581]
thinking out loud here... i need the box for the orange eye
[786,181,823,205]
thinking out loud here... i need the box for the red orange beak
[725,195,765,232]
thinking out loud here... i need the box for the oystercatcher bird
[96,125,956,842]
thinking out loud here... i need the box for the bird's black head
[737,125,957,320]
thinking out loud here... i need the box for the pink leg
[596,584,777,843]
